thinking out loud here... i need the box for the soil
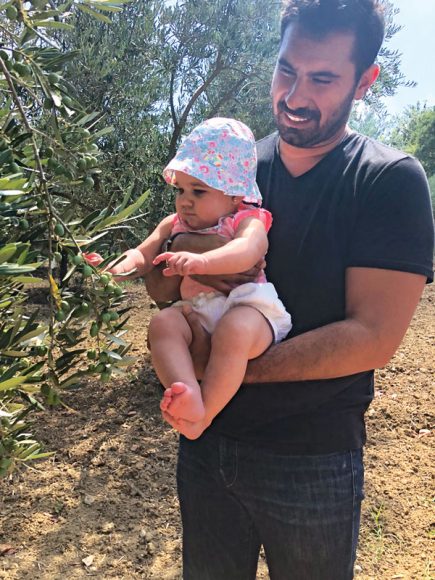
[0,283,433,580]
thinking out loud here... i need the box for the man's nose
[284,78,308,109]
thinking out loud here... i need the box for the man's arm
[154,218,268,277]
[244,268,426,382]
[144,232,227,303]
[145,231,264,302]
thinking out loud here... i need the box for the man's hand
[153,251,208,277]
[191,260,265,294]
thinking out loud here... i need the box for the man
[146,1,434,578]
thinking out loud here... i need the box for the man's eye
[280,68,295,77]
[313,77,332,85]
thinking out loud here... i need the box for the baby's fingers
[153,252,174,266]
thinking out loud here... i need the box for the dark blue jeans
[177,431,364,580]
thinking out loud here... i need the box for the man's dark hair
[280,0,385,78]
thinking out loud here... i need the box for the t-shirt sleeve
[233,207,273,233]
[347,156,434,282]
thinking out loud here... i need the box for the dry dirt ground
[0,284,433,580]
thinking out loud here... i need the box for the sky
[382,0,435,114]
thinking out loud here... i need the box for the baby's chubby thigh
[148,303,194,348]
[213,306,274,361]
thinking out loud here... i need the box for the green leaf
[11,276,45,283]
[32,20,75,29]
[91,126,114,139]
[76,112,101,126]
[76,4,112,23]
[102,332,128,346]
[91,190,150,232]
[0,177,27,190]
[0,190,26,197]
[0,245,17,265]
[0,264,39,275]
[0,375,29,392]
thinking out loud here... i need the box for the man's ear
[354,64,380,101]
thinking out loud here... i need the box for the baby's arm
[87,215,174,280]
[153,217,268,277]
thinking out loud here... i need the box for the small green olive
[48,72,60,84]
[101,312,112,323]
[6,5,18,20]
[77,158,87,172]
[55,310,66,322]
[90,322,99,337]
[54,223,64,236]
[72,254,83,265]
[82,264,93,277]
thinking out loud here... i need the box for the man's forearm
[245,269,425,384]
[145,233,228,303]
[245,318,397,383]
[144,265,181,303]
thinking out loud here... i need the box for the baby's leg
[148,307,205,422]
[200,305,273,428]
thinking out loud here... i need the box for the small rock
[83,495,96,506]
[101,522,115,534]
[82,555,94,567]
[147,542,156,554]
[354,564,363,574]
[418,428,431,438]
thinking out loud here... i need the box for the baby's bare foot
[160,388,172,412]
[178,419,209,440]
[167,381,205,422]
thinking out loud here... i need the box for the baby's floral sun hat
[163,117,262,205]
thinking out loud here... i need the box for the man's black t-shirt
[208,131,434,453]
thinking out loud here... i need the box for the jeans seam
[350,449,357,575]
[218,439,239,488]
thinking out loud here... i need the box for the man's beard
[274,88,356,148]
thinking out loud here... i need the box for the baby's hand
[83,252,104,267]
[153,251,208,276]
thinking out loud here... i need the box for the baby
[88,118,292,439]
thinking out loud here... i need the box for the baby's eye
[193,189,206,196]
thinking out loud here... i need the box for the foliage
[389,104,435,176]
[350,105,392,142]
[61,0,280,233]
[367,0,416,109]
[0,0,149,477]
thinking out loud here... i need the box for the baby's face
[174,171,242,230]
